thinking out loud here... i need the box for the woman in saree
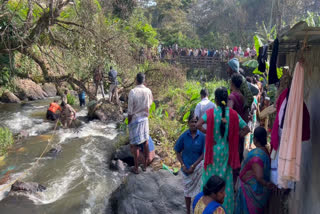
[197,87,250,214]
[235,127,274,214]
[193,175,226,214]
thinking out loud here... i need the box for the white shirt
[128,84,153,121]
[195,97,216,119]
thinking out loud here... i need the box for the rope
[0,119,60,192]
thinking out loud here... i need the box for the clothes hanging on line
[258,45,268,73]
[269,38,280,84]
[270,88,310,151]
[277,62,307,188]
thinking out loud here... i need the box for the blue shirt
[78,91,85,100]
[174,130,205,169]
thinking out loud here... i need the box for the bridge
[162,56,229,69]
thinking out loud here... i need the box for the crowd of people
[158,44,257,61]
[138,44,257,63]
[45,57,277,214]
[172,58,277,214]
[124,57,277,214]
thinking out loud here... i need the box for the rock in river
[14,78,48,100]
[88,99,124,122]
[109,170,185,214]
[42,83,57,97]
[0,90,21,103]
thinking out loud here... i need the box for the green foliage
[67,94,76,105]
[255,22,277,44]
[0,67,10,86]
[277,67,283,79]
[304,11,320,27]
[243,59,258,68]
[253,35,263,57]
[135,22,158,47]
[0,127,14,156]
[7,0,43,21]
[159,30,200,48]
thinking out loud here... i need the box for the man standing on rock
[94,64,105,99]
[128,73,153,174]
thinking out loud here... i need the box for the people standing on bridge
[128,73,153,174]
[94,64,105,99]
[195,89,216,129]
[108,66,119,105]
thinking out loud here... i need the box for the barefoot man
[128,73,153,174]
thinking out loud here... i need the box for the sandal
[141,165,147,172]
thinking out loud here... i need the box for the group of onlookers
[174,58,275,214]
[157,44,257,61]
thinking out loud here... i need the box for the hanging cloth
[277,62,304,188]
[269,38,280,84]
[257,45,268,73]
[271,87,311,151]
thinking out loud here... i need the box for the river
[0,98,123,214]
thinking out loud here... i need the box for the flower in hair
[221,101,226,106]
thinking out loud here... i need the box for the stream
[0,98,122,214]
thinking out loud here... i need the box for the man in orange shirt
[46,100,62,121]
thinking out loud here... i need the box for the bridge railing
[162,56,228,68]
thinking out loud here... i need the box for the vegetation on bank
[0,127,14,156]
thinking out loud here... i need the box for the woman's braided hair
[215,87,229,137]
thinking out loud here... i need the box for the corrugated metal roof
[270,21,320,53]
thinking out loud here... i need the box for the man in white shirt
[194,89,216,129]
[128,73,153,174]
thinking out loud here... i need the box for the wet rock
[110,159,127,172]
[108,170,185,214]
[11,181,46,193]
[14,78,48,100]
[15,130,29,141]
[88,99,124,122]
[42,83,57,97]
[0,90,21,103]
[46,145,62,157]
[112,144,134,166]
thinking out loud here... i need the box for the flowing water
[0,99,123,214]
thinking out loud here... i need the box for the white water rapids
[0,99,123,214]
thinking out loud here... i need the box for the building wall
[286,47,320,214]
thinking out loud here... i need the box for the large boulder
[0,90,21,103]
[11,181,46,193]
[109,170,185,214]
[14,79,48,100]
[88,100,124,122]
[42,83,57,97]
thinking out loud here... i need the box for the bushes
[0,127,14,156]
[67,94,76,105]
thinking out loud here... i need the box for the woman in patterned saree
[196,87,250,214]
[235,127,274,214]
